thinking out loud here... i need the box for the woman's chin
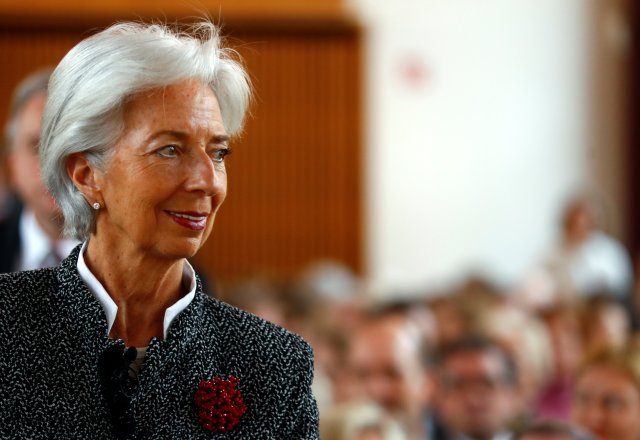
[155,239,204,261]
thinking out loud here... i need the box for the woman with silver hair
[0,22,318,439]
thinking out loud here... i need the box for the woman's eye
[157,145,178,157]
[211,148,231,163]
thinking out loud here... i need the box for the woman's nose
[185,149,224,196]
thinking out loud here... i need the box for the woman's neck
[84,237,185,347]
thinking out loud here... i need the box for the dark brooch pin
[195,376,246,432]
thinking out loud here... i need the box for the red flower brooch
[194,376,246,433]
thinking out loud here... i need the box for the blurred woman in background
[572,348,640,440]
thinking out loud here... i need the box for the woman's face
[94,79,229,261]
[572,365,640,440]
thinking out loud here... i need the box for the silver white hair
[40,21,251,240]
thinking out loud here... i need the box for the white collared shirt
[76,241,197,340]
[18,209,78,271]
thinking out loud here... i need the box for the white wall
[347,0,592,295]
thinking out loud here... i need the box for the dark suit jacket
[0,199,22,273]
[0,245,319,439]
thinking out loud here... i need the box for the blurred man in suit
[433,336,520,440]
[347,308,441,439]
[1,69,77,272]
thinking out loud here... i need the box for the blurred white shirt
[18,208,78,271]
[550,231,633,299]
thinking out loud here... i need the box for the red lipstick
[166,211,209,231]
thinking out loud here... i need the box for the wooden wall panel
[0,20,362,284]
[630,0,640,257]
[590,0,633,243]
[0,0,344,27]
[195,29,362,281]
[0,30,84,127]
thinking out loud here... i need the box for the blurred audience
[212,189,639,439]
[514,420,594,440]
[1,69,77,272]
[433,335,520,440]
[220,260,640,439]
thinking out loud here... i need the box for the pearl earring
[92,202,101,210]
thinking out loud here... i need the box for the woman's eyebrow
[146,130,188,142]
[211,134,230,145]
[146,131,230,144]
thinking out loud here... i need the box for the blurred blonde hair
[320,402,407,440]
[577,345,640,391]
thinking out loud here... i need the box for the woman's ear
[65,153,103,201]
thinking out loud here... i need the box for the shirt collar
[76,241,197,340]
[18,208,78,271]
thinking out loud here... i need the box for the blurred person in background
[320,402,408,440]
[310,322,352,408]
[292,260,367,409]
[0,147,12,220]
[295,259,365,335]
[430,281,553,421]
[1,69,78,272]
[226,272,357,411]
[515,194,632,310]
[478,296,553,422]
[579,294,631,355]
[514,420,594,440]
[347,308,438,440]
[369,298,438,352]
[428,278,503,351]
[221,275,287,327]
[533,306,584,421]
[433,335,520,440]
[548,194,633,301]
[572,347,640,440]
[429,295,469,349]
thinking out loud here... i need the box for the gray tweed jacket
[0,246,319,439]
